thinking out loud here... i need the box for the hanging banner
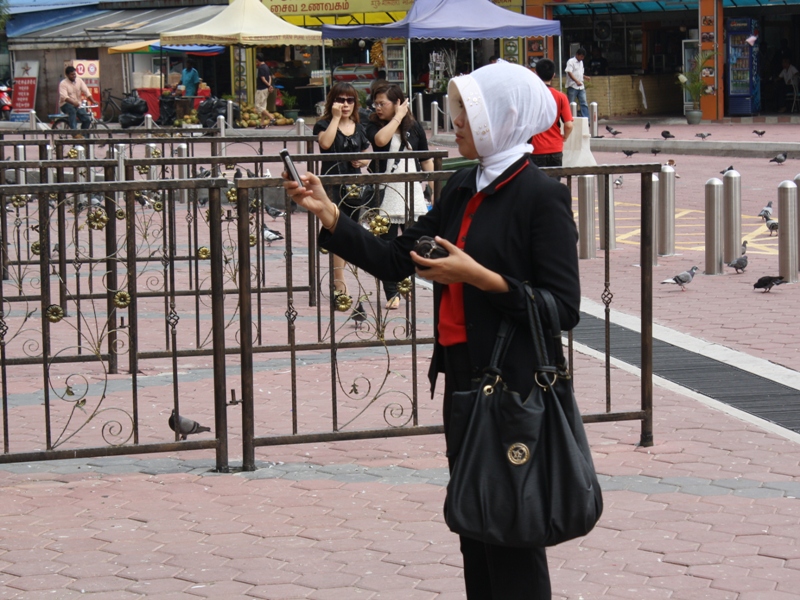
[64,60,101,119]
[264,0,519,16]
[10,60,39,122]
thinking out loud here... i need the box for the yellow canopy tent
[108,40,159,54]
[159,0,324,46]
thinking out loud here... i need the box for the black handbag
[444,286,603,548]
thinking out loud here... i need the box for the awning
[108,39,226,56]
[552,0,800,15]
[8,4,226,50]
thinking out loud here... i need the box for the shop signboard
[264,0,521,17]
[64,60,101,119]
[10,61,39,122]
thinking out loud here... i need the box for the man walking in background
[255,54,276,123]
[565,47,590,117]
[531,59,573,177]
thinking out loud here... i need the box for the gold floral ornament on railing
[226,188,238,204]
[197,246,211,259]
[368,215,391,236]
[113,291,131,308]
[397,278,412,298]
[334,290,353,312]
[136,165,150,175]
[249,234,257,247]
[87,209,109,230]
[67,148,79,159]
[31,241,41,256]
[46,305,64,323]
[10,194,28,208]
[152,200,163,212]
[116,209,126,220]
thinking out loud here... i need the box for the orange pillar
[699,0,725,119]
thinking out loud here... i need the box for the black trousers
[442,344,552,600]
[379,223,402,301]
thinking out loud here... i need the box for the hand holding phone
[279,149,302,184]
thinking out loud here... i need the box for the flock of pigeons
[662,201,785,293]
[606,124,790,166]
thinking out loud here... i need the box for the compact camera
[413,236,449,267]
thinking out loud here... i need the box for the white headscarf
[448,60,556,191]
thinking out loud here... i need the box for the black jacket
[321,154,580,394]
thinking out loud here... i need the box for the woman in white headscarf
[284,61,581,598]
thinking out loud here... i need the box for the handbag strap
[386,137,405,175]
[482,318,516,380]
[524,284,561,374]
[536,288,568,372]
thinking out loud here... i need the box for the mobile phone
[279,149,302,183]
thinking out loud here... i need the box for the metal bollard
[295,118,305,155]
[115,144,126,204]
[414,92,424,123]
[14,145,25,185]
[704,178,724,275]
[577,175,596,259]
[588,102,598,138]
[29,110,37,131]
[778,180,798,283]
[144,114,153,132]
[145,143,158,180]
[658,165,675,256]
[87,144,96,182]
[722,169,742,264]
[597,174,616,251]
[443,94,451,133]
[46,145,55,185]
[431,100,439,137]
[227,100,234,127]
[651,173,659,266]
[795,173,800,267]
[175,144,188,204]
[75,147,87,207]
[216,115,226,161]
[570,101,577,117]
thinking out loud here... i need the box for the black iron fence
[0,134,657,470]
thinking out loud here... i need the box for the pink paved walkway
[1,123,800,598]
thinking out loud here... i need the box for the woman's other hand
[395,98,410,120]
[351,159,371,169]
[282,171,339,229]
[412,237,509,292]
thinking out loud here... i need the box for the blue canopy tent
[320,0,563,93]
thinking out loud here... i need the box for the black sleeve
[364,121,389,151]
[312,119,329,137]
[413,122,429,152]
[356,123,370,151]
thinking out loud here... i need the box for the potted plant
[677,50,716,125]
[281,92,300,120]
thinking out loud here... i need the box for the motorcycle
[0,81,12,120]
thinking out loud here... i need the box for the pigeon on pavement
[614,175,623,188]
[770,152,787,165]
[720,165,734,175]
[262,225,284,245]
[753,129,766,137]
[741,240,748,255]
[645,121,651,132]
[766,219,779,236]
[606,125,622,137]
[661,266,698,291]
[350,301,367,330]
[753,275,786,292]
[727,254,748,274]
[622,150,638,158]
[758,201,773,220]
[651,148,661,156]
[661,130,675,140]
[169,410,211,440]
[265,204,286,220]
[695,133,711,140]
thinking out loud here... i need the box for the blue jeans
[567,87,589,118]
[61,103,92,130]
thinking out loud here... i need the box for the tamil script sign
[263,0,520,17]
[10,61,38,122]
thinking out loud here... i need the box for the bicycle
[100,87,126,123]
[49,103,111,137]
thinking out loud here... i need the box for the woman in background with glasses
[366,84,433,310]
[313,82,372,296]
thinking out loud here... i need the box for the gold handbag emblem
[507,443,530,465]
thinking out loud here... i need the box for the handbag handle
[523,284,564,377]
[532,287,568,372]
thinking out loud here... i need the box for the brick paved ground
[1,122,800,598]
